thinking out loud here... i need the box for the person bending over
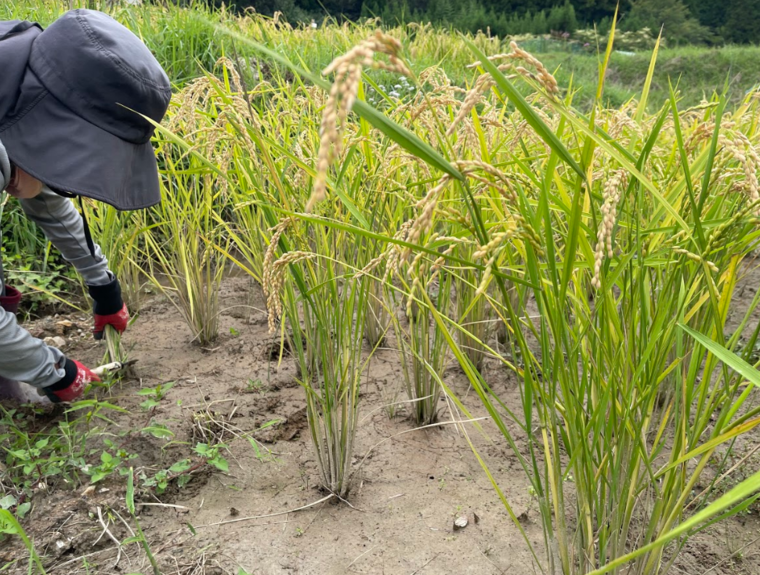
[0,9,170,402]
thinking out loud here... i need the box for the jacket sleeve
[19,185,112,287]
[1,142,67,388]
[0,306,67,388]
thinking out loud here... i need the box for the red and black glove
[42,359,101,403]
[89,277,129,340]
[0,285,22,315]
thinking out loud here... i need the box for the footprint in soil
[254,407,307,442]
[261,336,293,361]
[246,396,281,412]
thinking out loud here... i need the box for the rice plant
[385,251,452,424]
[293,272,369,497]
[261,217,371,497]
[221,24,760,574]
[134,23,760,573]
[424,35,760,575]
[454,247,492,373]
[143,124,230,346]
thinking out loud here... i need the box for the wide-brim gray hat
[0,10,171,210]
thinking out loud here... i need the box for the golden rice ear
[261,219,293,333]
[592,169,628,289]
[307,32,411,213]
[447,74,495,137]
[507,41,559,96]
[718,131,760,216]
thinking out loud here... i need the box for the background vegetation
[198,0,760,45]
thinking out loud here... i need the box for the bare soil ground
[1,274,760,575]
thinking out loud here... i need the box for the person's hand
[43,359,100,403]
[88,276,128,340]
[93,303,129,340]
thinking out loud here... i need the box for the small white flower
[390,90,400,98]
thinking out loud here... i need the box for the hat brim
[0,89,161,211]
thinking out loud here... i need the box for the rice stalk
[454,249,492,373]
[267,239,371,497]
[364,274,390,348]
[390,246,453,425]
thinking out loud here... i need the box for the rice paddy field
[2,1,760,574]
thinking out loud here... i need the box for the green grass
[595,45,760,108]
[506,45,760,109]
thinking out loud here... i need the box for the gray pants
[0,375,49,402]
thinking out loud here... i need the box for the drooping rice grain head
[262,219,292,333]
[308,31,412,212]
[719,132,760,215]
[592,169,628,289]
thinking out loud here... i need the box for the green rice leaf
[680,323,760,389]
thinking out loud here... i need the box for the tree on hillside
[360,0,382,18]
[380,0,411,24]
[547,1,578,33]
[623,0,709,44]
[426,0,456,24]
[722,0,760,43]
[217,0,311,20]
[571,0,631,23]
[684,0,727,31]
[210,0,738,42]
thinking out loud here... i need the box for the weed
[245,378,264,393]
[194,442,230,473]
[137,381,175,411]
[0,509,46,574]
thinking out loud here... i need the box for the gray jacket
[1,139,112,388]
